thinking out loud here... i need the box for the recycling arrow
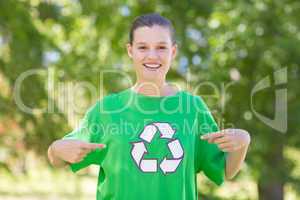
[167,139,183,159]
[140,159,157,172]
[130,142,147,166]
[160,158,182,174]
[139,124,157,143]
[153,122,176,139]
[130,122,184,174]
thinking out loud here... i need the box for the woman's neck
[131,80,178,97]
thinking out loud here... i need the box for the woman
[48,13,250,200]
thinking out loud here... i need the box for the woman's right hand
[49,139,106,164]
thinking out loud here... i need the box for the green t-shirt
[62,88,226,200]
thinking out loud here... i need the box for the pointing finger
[82,143,106,150]
[214,136,229,144]
[200,131,225,141]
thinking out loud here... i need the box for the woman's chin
[141,72,163,81]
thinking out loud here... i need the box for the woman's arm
[201,129,251,179]
[47,140,68,167]
[225,135,250,179]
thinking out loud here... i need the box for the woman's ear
[126,43,133,58]
[171,44,177,60]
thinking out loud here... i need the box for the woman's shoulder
[179,90,210,112]
[95,89,129,110]
[180,90,204,101]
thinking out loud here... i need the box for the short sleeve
[194,97,227,185]
[62,101,104,173]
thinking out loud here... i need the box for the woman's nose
[146,49,159,59]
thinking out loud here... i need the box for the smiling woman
[126,14,178,96]
[48,13,250,200]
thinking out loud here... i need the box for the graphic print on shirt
[130,122,184,175]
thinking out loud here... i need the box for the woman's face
[127,25,177,83]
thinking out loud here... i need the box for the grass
[0,148,299,200]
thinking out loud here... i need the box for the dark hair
[129,13,176,45]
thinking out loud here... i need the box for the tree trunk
[257,138,285,200]
[258,180,284,200]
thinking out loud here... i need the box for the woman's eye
[158,46,167,50]
[138,46,147,50]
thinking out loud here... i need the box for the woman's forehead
[132,25,172,44]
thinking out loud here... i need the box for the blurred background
[0,0,299,199]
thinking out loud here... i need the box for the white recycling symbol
[130,122,184,175]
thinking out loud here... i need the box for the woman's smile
[143,63,162,70]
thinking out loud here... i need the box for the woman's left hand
[200,129,251,152]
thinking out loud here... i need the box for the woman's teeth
[143,64,161,69]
